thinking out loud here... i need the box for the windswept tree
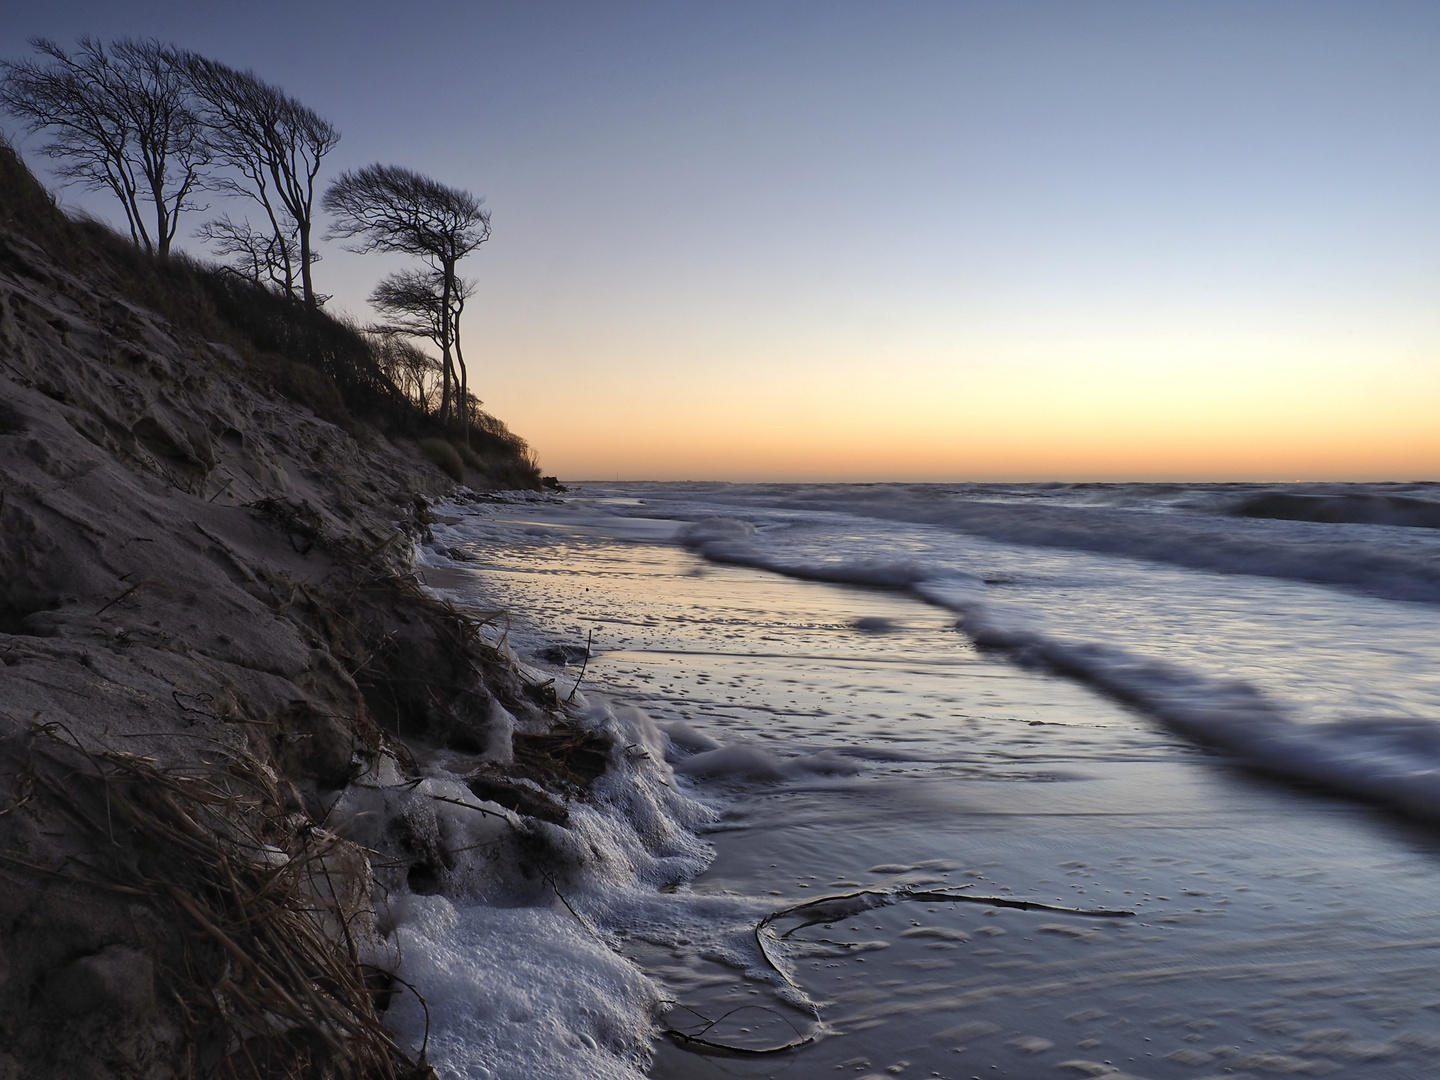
[323,165,490,428]
[181,54,338,306]
[0,37,208,260]
[368,331,442,413]
[369,267,478,425]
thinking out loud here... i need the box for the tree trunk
[298,218,314,307]
[454,311,470,449]
[439,260,454,428]
[155,203,170,261]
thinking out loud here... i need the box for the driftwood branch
[662,884,1135,1057]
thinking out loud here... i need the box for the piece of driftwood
[662,884,1135,1057]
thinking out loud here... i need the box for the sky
[2,1,1438,481]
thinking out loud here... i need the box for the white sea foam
[383,895,661,1080]
[325,688,759,1079]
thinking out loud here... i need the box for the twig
[662,1003,817,1056]
[565,629,593,703]
[544,871,600,939]
[95,577,153,615]
[426,793,514,821]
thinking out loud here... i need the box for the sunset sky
[4,1,1438,480]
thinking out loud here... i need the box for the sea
[369,481,1440,1080]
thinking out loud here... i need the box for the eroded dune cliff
[0,148,586,1079]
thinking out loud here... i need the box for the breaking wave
[680,517,1440,825]
[956,607,1440,823]
[741,487,1440,604]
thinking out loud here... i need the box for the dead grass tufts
[3,726,434,1080]
[248,496,329,555]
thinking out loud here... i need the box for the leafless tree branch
[180,54,338,306]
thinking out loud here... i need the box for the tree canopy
[1,38,501,435]
[181,53,338,306]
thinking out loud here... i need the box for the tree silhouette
[181,54,338,306]
[196,213,301,293]
[322,165,490,428]
[0,37,207,260]
[369,332,441,413]
[369,268,479,427]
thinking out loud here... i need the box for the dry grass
[3,725,434,1080]
[417,438,464,483]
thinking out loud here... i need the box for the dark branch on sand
[661,884,1135,1057]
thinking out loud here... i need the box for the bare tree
[0,37,207,260]
[369,268,478,426]
[196,213,300,293]
[367,331,442,413]
[323,165,490,428]
[181,55,337,306]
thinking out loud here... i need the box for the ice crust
[327,694,750,1079]
[384,895,660,1080]
[334,679,856,1080]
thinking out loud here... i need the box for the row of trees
[0,37,489,430]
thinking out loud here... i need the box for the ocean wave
[956,604,1440,823]
[745,489,1440,605]
[679,516,983,593]
[1230,491,1440,529]
[678,520,1440,824]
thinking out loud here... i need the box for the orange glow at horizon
[482,334,1440,483]
[525,420,1440,484]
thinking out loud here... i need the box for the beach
[5,9,1438,1076]
[413,482,1440,1079]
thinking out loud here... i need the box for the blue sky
[4,2,1438,479]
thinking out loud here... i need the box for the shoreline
[6,133,1440,1076]
[0,152,611,1077]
